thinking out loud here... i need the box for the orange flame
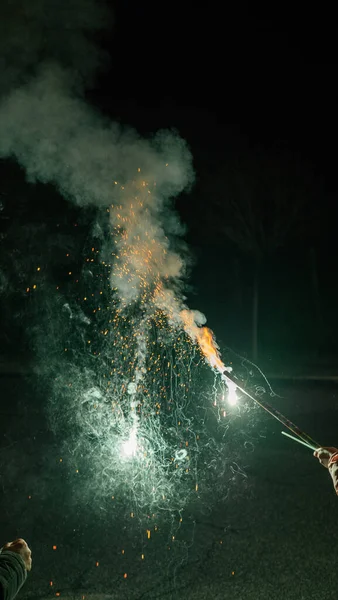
[180,310,225,373]
[196,327,225,372]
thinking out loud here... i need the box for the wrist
[328,453,338,468]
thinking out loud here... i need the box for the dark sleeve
[0,552,27,600]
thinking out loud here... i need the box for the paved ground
[1,377,338,599]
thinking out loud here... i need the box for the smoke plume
[0,0,195,312]
[0,0,231,380]
[0,2,234,523]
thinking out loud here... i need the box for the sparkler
[181,320,321,450]
[281,431,317,452]
[221,369,321,449]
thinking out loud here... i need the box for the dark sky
[86,2,338,257]
[94,2,338,178]
[85,2,338,355]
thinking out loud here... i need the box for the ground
[1,377,338,599]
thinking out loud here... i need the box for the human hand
[0,539,32,571]
[313,447,338,469]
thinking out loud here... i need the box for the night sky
[1,2,338,599]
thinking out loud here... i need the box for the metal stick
[281,430,318,451]
[221,370,321,449]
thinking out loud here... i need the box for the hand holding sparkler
[313,447,338,468]
[180,317,338,499]
[314,447,338,495]
[0,538,32,571]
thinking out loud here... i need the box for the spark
[121,425,138,459]
[226,381,238,406]
[36,168,252,527]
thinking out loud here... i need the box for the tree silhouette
[199,153,316,361]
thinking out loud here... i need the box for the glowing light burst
[47,304,210,517]
[39,172,248,522]
[120,424,138,459]
[226,381,238,406]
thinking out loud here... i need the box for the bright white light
[227,382,238,406]
[121,426,138,458]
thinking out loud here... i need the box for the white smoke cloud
[0,0,209,344]
[0,66,194,205]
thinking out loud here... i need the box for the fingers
[313,448,330,468]
[314,447,338,474]
[314,448,330,458]
[8,539,26,548]
[314,447,338,456]
[24,547,32,572]
[3,539,27,551]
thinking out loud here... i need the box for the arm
[328,452,338,494]
[0,539,31,600]
[0,552,26,600]
[314,447,338,495]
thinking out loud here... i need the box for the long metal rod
[221,370,321,449]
